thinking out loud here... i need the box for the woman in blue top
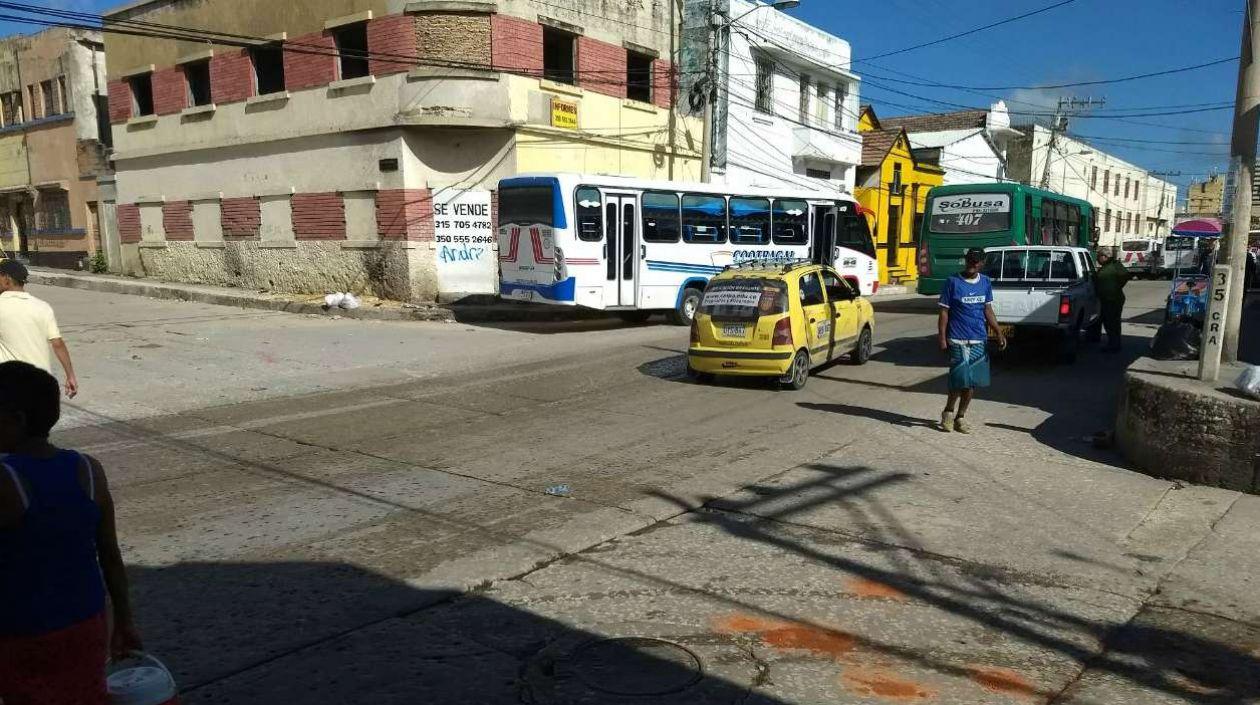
[0,361,142,704]
[937,248,1006,433]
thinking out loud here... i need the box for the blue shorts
[948,341,990,391]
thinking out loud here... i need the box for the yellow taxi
[687,260,875,390]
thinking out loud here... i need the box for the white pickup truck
[983,246,1101,363]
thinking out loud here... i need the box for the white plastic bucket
[107,652,180,705]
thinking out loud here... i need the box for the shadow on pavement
[797,402,939,429]
[135,561,788,704]
[870,296,939,316]
[645,464,1260,704]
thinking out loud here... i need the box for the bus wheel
[781,350,811,390]
[669,288,703,326]
[849,327,873,365]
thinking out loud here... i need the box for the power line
[853,0,1079,62]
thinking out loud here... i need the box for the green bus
[915,183,1096,295]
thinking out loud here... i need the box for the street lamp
[701,0,804,180]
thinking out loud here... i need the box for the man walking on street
[1092,248,1130,353]
[938,247,1006,434]
[0,260,77,397]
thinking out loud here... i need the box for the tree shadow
[797,402,940,429]
[132,560,792,704]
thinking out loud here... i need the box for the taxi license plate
[722,324,748,338]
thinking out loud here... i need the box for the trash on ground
[1150,319,1201,361]
[340,293,361,310]
[1236,365,1260,400]
[545,484,572,497]
[323,292,346,309]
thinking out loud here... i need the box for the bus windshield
[929,193,1011,234]
[1164,236,1195,251]
[499,185,555,226]
[1122,240,1151,252]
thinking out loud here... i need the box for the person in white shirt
[0,259,77,397]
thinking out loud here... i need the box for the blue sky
[789,0,1242,192]
[0,0,1243,193]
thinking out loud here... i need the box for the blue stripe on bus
[647,260,724,274]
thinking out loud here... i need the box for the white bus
[497,173,878,325]
[1158,235,1205,276]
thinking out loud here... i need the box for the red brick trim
[152,67,186,116]
[292,192,346,240]
[375,189,433,241]
[220,197,260,238]
[108,80,132,124]
[118,204,141,243]
[652,59,676,110]
[210,49,254,105]
[162,200,194,240]
[285,31,338,90]
[491,14,543,76]
[577,37,626,99]
[368,15,418,76]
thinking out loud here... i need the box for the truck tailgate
[991,288,1061,326]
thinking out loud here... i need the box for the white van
[1119,238,1158,278]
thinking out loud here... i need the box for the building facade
[1185,173,1224,218]
[875,102,1017,186]
[855,107,943,285]
[1007,125,1177,247]
[0,28,109,269]
[685,0,861,194]
[105,0,700,302]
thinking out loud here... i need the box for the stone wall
[1116,358,1260,492]
[417,12,491,67]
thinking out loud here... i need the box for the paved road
[40,280,1260,704]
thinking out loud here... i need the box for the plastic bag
[1150,320,1201,361]
[324,292,346,308]
[339,293,361,310]
[1236,365,1260,400]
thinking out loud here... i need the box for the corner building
[104,0,699,301]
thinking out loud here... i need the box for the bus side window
[1039,200,1055,246]
[1066,205,1080,246]
[682,194,727,244]
[729,197,771,245]
[642,191,681,243]
[772,199,809,245]
[837,211,876,258]
[1025,195,1034,244]
[1054,201,1069,246]
[575,187,603,242]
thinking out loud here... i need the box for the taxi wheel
[669,288,703,326]
[687,364,713,384]
[781,350,811,391]
[849,327,873,365]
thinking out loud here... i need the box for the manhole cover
[569,637,703,696]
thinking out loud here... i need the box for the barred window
[37,191,71,233]
[754,57,774,114]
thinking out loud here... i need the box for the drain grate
[568,637,703,696]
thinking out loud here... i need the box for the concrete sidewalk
[28,268,922,324]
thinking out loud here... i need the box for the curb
[29,270,455,323]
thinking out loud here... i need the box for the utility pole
[1039,97,1104,190]
[1221,0,1260,363]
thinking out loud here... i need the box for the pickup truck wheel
[1060,320,1081,364]
[781,350,811,390]
[849,326,873,365]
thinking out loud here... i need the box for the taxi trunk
[688,278,796,377]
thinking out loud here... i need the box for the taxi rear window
[701,278,788,321]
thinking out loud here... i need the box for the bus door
[810,204,837,265]
[603,192,639,307]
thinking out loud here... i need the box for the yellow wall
[855,133,942,285]
[0,133,29,189]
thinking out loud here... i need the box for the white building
[702,0,862,193]
[1007,125,1178,247]
[877,102,1019,186]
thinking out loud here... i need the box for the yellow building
[1185,174,1223,217]
[855,106,944,285]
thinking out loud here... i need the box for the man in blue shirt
[938,248,1006,433]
